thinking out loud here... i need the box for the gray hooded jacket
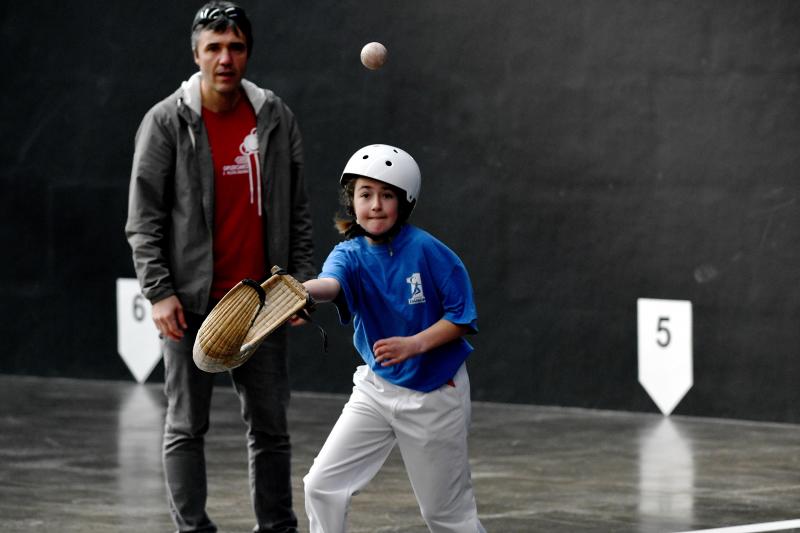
[125,72,315,314]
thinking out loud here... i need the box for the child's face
[353,177,399,240]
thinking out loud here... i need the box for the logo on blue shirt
[406,273,426,305]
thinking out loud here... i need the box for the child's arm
[303,278,341,303]
[373,319,470,367]
[289,278,341,326]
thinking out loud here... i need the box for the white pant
[303,364,485,533]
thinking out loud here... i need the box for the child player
[301,144,486,532]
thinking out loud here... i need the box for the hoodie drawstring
[241,127,262,216]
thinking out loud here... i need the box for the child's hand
[373,336,423,366]
[287,315,307,327]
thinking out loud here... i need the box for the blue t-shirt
[320,224,478,392]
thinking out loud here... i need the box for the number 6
[133,294,146,322]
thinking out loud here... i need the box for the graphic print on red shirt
[203,97,266,299]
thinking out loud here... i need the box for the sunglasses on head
[193,6,246,27]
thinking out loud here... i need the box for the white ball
[360,42,387,70]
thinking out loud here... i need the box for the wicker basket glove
[193,266,313,373]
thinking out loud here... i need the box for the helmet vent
[385,161,393,166]
[362,155,369,159]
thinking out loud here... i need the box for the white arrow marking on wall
[116,278,162,383]
[637,298,693,416]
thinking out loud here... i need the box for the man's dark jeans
[162,311,298,533]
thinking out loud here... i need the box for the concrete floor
[0,375,799,533]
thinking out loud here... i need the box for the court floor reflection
[116,384,165,529]
[639,418,695,532]
[1,375,799,532]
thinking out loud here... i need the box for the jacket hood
[179,71,269,116]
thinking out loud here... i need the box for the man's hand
[152,295,187,341]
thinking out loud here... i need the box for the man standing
[125,3,314,532]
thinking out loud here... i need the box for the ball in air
[360,42,387,70]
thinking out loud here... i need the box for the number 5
[656,316,671,348]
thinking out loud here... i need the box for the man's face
[194,27,248,98]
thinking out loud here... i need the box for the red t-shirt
[203,98,266,300]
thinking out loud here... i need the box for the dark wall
[1,1,799,422]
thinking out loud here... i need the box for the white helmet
[340,144,421,206]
